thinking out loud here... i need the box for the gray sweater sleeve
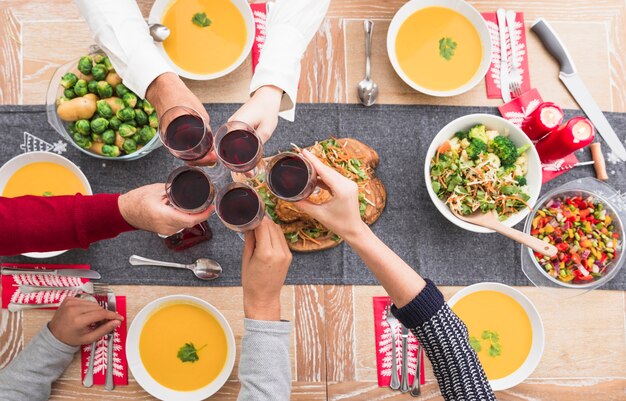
[0,324,78,401]
[237,318,291,401]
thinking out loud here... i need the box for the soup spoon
[148,23,170,42]
[357,20,379,106]
[129,255,222,280]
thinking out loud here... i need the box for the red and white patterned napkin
[80,296,128,386]
[1,262,90,309]
[250,3,268,74]
[482,12,531,99]
[373,296,425,387]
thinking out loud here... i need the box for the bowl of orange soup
[448,283,544,391]
[127,295,236,401]
[387,0,492,96]
[0,152,92,258]
[149,0,254,80]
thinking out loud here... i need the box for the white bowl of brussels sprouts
[46,53,162,161]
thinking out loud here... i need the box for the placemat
[1,104,625,289]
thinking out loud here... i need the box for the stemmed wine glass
[165,166,215,213]
[266,152,318,201]
[215,121,265,180]
[214,182,265,232]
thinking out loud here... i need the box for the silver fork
[506,10,523,98]
[385,302,401,390]
[19,282,110,295]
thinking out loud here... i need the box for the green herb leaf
[439,37,458,61]
[285,232,299,243]
[177,342,206,363]
[331,233,341,242]
[42,191,53,197]
[192,12,212,28]
[469,336,482,353]
[481,330,491,340]
[358,193,367,217]
[303,228,321,239]
[488,342,502,357]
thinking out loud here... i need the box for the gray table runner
[1,104,625,289]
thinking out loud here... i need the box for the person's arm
[237,218,292,401]
[295,150,496,401]
[0,298,122,401]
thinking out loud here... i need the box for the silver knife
[1,268,101,279]
[105,292,116,391]
[496,9,511,103]
[531,18,626,161]
[400,324,410,393]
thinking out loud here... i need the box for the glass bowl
[45,55,162,161]
[521,177,625,291]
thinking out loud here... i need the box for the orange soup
[452,290,532,380]
[395,7,482,91]
[162,0,247,75]
[139,302,228,391]
[2,162,87,197]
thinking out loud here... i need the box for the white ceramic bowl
[127,295,236,401]
[448,282,545,391]
[424,114,542,233]
[387,0,492,97]
[0,152,93,258]
[149,0,255,80]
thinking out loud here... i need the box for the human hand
[118,183,212,236]
[295,149,366,241]
[48,297,124,346]
[229,85,283,143]
[241,217,292,321]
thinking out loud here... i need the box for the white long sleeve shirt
[74,0,329,121]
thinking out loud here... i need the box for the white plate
[447,282,545,391]
[0,152,93,258]
[387,0,492,97]
[424,114,542,233]
[126,295,236,401]
[149,0,255,81]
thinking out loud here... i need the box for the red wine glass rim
[266,152,316,201]
[165,166,215,213]
[215,121,262,169]
[215,181,265,228]
[159,106,214,156]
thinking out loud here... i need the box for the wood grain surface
[1,0,626,400]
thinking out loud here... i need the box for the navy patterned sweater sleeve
[391,279,496,401]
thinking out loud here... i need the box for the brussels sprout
[96,81,113,98]
[101,56,113,71]
[64,88,76,99]
[115,83,129,97]
[122,92,137,108]
[56,96,70,107]
[93,54,105,64]
[134,109,148,126]
[148,112,158,128]
[102,144,121,157]
[109,116,122,131]
[96,100,113,119]
[118,123,137,138]
[136,99,143,109]
[126,119,137,127]
[73,79,88,97]
[91,64,107,81]
[131,132,143,145]
[90,117,109,134]
[102,129,116,145]
[87,80,98,94]
[60,72,78,89]
[142,99,155,115]
[116,107,136,122]
[75,119,91,135]
[67,122,77,134]
[139,126,156,144]
[77,56,93,75]
[72,132,92,149]
[91,132,103,143]
[122,138,137,154]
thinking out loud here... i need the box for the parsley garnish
[285,232,299,243]
[471,330,502,358]
[439,37,457,61]
[469,336,482,353]
[42,191,53,197]
[177,342,206,363]
[192,12,212,28]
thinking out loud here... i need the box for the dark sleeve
[391,279,496,401]
[0,194,135,256]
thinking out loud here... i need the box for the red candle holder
[521,102,564,141]
[535,117,595,162]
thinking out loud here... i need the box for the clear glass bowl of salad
[521,177,625,291]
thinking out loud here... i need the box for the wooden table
[1,1,625,399]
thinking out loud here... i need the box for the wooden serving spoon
[453,210,558,257]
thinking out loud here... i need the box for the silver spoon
[357,20,379,106]
[128,255,222,280]
[149,23,170,42]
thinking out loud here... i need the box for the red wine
[268,155,309,198]
[165,114,212,160]
[218,187,260,226]
[163,221,213,251]
[169,169,212,211]
[218,129,260,165]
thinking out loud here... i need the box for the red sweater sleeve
[0,194,136,256]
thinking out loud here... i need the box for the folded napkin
[1,262,89,309]
[483,12,531,99]
[373,296,425,387]
[80,296,128,386]
[250,3,268,74]
[498,88,578,183]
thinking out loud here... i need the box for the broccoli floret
[468,124,489,143]
[515,175,527,186]
[490,135,518,167]
[454,130,469,140]
[517,143,531,155]
[466,138,487,160]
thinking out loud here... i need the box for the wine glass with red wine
[159,106,213,161]
[165,166,215,213]
[215,182,265,232]
[266,152,318,202]
[215,121,264,178]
